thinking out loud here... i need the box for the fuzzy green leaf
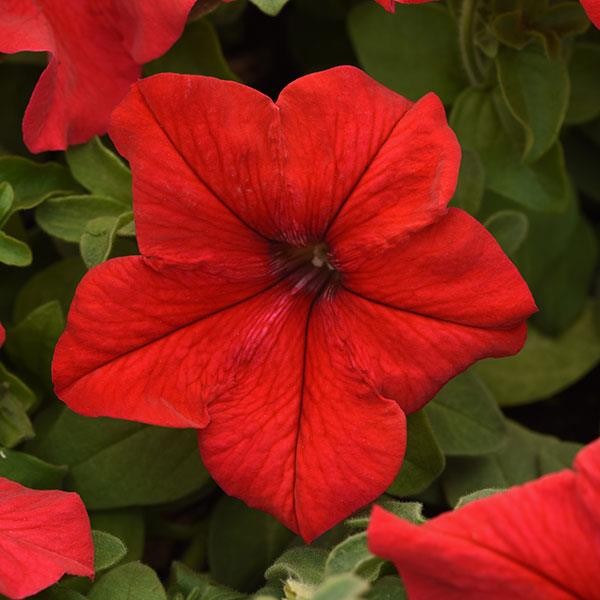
[387,411,445,497]
[424,371,507,456]
[88,562,167,600]
[26,406,211,509]
[474,302,600,406]
[348,3,465,103]
[93,530,128,572]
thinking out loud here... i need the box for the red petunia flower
[0,0,195,153]
[368,438,600,599]
[0,478,94,599]
[52,67,535,541]
[0,324,4,347]
[581,0,600,27]
[375,0,435,13]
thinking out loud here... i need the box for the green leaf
[208,496,294,592]
[33,585,89,600]
[0,393,34,447]
[442,421,581,505]
[90,509,145,563]
[80,214,129,268]
[26,406,211,509]
[36,195,129,243]
[13,257,86,323]
[0,156,79,212]
[365,576,406,600]
[348,2,466,103]
[168,563,246,600]
[5,301,64,387]
[0,363,36,411]
[424,371,507,456]
[450,149,485,215]
[484,209,529,255]
[566,43,600,125]
[455,488,502,508]
[312,574,369,600]
[346,500,424,530]
[537,437,581,475]
[496,43,569,161]
[88,562,167,600]
[249,0,290,16]
[387,411,445,497]
[145,19,238,80]
[481,186,592,332]
[168,562,211,597]
[253,579,283,600]
[531,216,598,334]
[0,448,66,489]
[265,547,327,586]
[450,87,569,211]
[0,231,32,267]
[66,137,132,204]
[474,302,600,406]
[93,530,128,572]
[0,182,14,227]
[325,533,383,582]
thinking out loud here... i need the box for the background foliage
[0,0,599,598]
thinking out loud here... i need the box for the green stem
[458,0,483,86]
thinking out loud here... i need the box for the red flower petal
[327,93,460,268]
[0,324,4,347]
[109,74,282,276]
[575,438,600,525]
[55,69,533,541]
[276,67,412,240]
[0,0,194,153]
[319,289,527,415]
[368,439,600,599]
[581,0,600,28]
[199,291,407,541]
[375,0,437,13]
[53,256,279,428]
[0,478,93,599]
[342,208,537,329]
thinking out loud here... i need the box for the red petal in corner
[327,93,460,269]
[374,0,396,10]
[109,74,282,275]
[53,256,279,428]
[375,0,438,10]
[575,438,600,524]
[328,288,527,415]
[581,0,600,28]
[276,66,412,241]
[199,291,407,541]
[342,208,537,329]
[368,440,600,599]
[0,1,52,53]
[0,478,93,600]
[0,0,194,152]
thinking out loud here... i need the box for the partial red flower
[0,478,93,599]
[0,0,195,153]
[0,324,4,347]
[581,0,600,27]
[52,67,535,541]
[375,0,435,13]
[368,438,600,599]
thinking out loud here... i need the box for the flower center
[271,241,340,294]
[310,243,335,271]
